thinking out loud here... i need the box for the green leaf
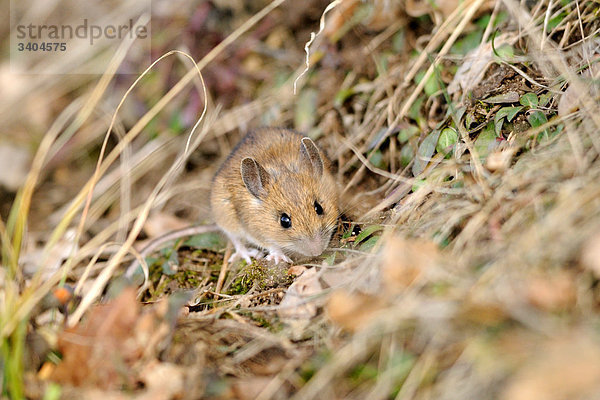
[474,122,498,159]
[537,122,562,142]
[494,106,523,135]
[527,111,548,128]
[520,92,538,108]
[342,223,359,240]
[465,111,476,128]
[354,225,383,244]
[554,123,564,136]
[451,30,483,55]
[376,53,390,75]
[476,14,492,29]
[400,144,414,167]
[409,95,426,122]
[145,256,158,266]
[334,88,355,107]
[368,128,388,150]
[494,44,514,60]
[547,12,567,31]
[436,127,458,153]
[350,363,379,383]
[425,74,440,97]
[416,70,441,97]
[359,236,379,252]
[388,352,415,385]
[507,107,522,121]
[392,30,405,53]
[398,125,419,143]
[369,150,385,169]
[161,250,178,275]
[494,11,509,27]
[500,106,523,122]
[184,232,226,252]
[494,116,504,136]
[484,92,520,104]
[146,117,159,140]
[412,130,440,176]
[539,92,552,107]
[451,106,467,126]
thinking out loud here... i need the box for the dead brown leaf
[323,0,359,40]
[277,268,323,338]
[278,268,322,322]
[502,333,600,400]
[323,0,402,40]
[486,148,516,172]
[50,287,179,389]
[526,271,576,312]
[448,36,516,97]
[326,289,386,332]
[287,265,308,277]
[382,237,440,292]
[50,287,141,388]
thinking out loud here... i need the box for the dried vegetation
[2,0,600,399]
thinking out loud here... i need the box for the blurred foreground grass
[2,0,600,398]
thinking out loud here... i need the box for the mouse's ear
[241,157,270,199]
[300,137,324,177]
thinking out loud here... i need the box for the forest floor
[2,0,600,399]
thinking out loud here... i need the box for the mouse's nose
[301,236,327,257]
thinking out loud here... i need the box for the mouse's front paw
[229,247,262,264]
[265,249,292,265]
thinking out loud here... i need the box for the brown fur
[210,128,339,257]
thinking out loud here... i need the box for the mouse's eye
[314,201,323,215]
[280,213,292,229]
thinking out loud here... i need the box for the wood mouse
[125,128,339,278]
[210,127,340,264]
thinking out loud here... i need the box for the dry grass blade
[5,0,600,398]
[399,0,487,118]
[69,50,209,325]
[0,18,149,338]
[294,0,343,94]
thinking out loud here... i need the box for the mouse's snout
[297,234,329,257]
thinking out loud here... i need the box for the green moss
[141,248,224,301]
[227,263,294,296]
[229,273,254,295]
[174,270,202,287]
